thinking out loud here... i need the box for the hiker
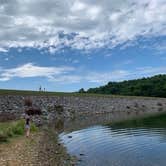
[25,113,30,137]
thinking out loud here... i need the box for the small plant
[12,126,24,135]
[30,123,38,132]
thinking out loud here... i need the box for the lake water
[59,114,166,166]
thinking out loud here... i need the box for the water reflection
[59,113,166,166]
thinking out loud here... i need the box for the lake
[59,113,166,166]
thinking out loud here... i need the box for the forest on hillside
[79,75,166,98]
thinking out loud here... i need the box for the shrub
[12,126,24,135]
[30,123,38,132]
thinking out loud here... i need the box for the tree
[78,88,85,93]
[86,74,166,97]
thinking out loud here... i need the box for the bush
[30,123,38,132]
[12,126,24,135]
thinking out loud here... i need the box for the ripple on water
[59,124,166,166]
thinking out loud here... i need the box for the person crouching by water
[25,113,30,137]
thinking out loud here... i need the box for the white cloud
[48,47,58,55]
[71,1,86,12]
[0,0,165,51]
[0,47,8,52]
[0,63,74,81]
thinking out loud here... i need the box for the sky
[0,0,166,92]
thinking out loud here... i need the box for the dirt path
[0,130,76,166]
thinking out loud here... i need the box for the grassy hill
[85,74,166,98]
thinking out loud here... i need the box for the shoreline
[0,126,77,166]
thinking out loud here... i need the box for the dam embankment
[1,95,166,122]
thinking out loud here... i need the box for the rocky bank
[1,95,166,123]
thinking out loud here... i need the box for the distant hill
[83,74,166,97]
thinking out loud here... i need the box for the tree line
[78,74,166,97]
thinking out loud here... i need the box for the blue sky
[0,0,166,92]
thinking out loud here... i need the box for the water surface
[59,114,166,166]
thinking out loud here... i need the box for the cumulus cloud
[0,0,165,52]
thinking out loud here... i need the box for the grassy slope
[0,89,163,99]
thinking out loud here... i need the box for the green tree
[78,88,85,93]
[85,74,166,97]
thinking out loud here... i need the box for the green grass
[0,119,38,143]
[0,89,163,99]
